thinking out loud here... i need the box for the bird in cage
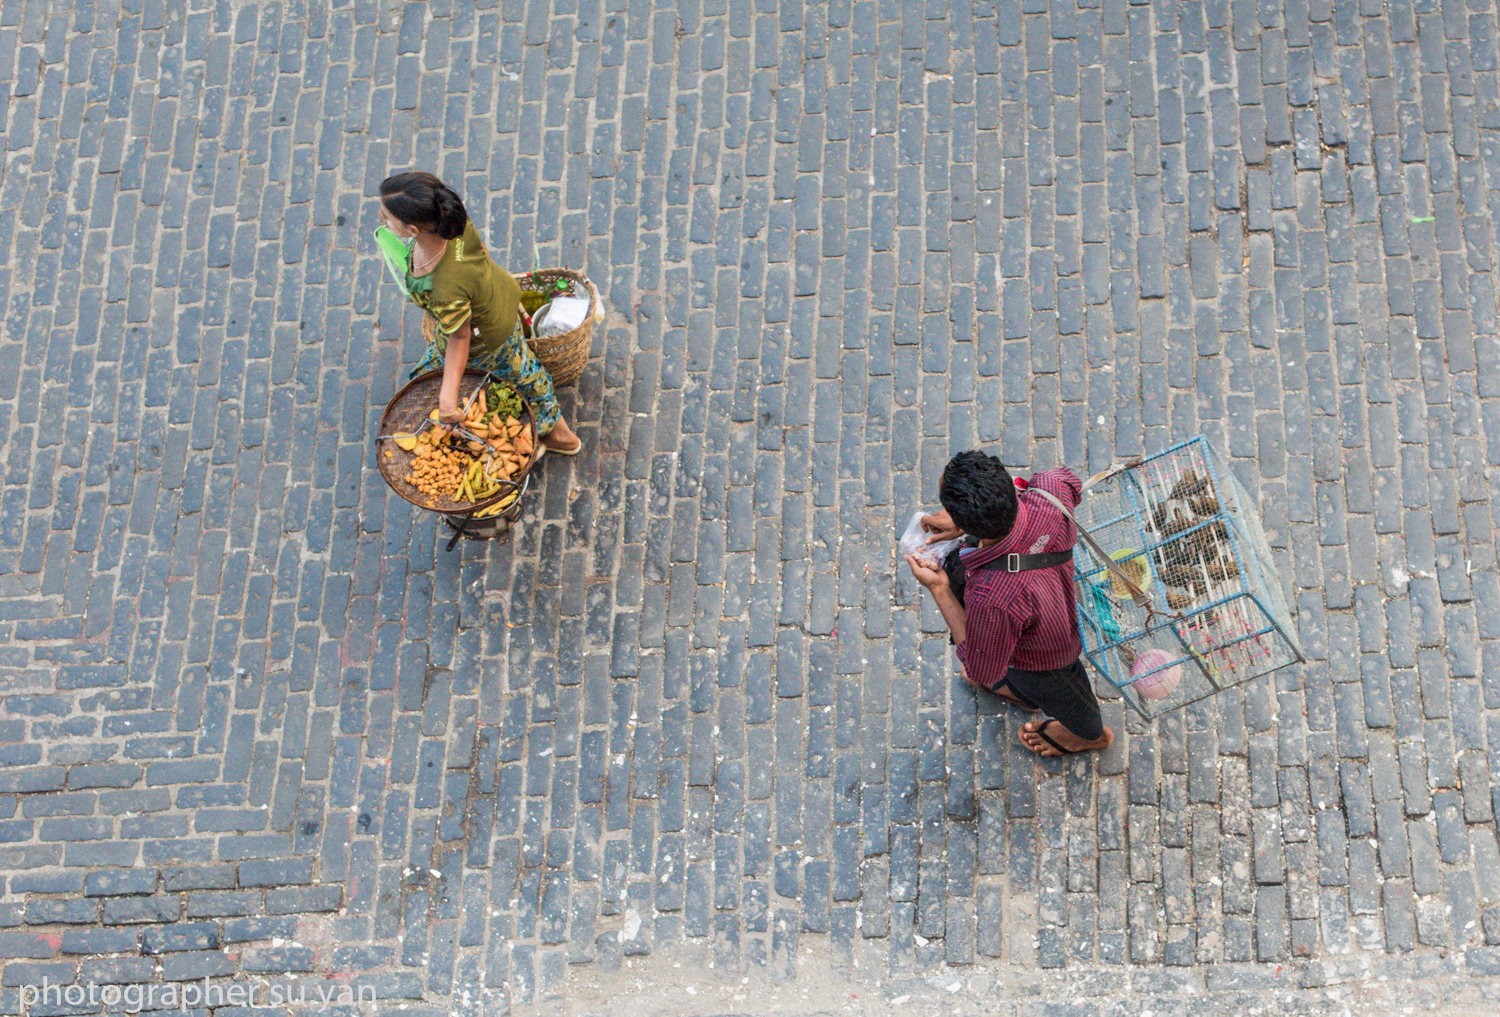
[1206,557,1240,583]
[1169,470,1211,501]
[1159,563,1207,594]
[1160,499,1200,536]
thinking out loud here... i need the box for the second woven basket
[518,268,597,386]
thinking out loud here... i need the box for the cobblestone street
[1,0,1500,1013]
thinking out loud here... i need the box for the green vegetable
[484,383,524,424]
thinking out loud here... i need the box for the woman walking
[374,171,581,455]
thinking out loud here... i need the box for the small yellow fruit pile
[400,427,474,502]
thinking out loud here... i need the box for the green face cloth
[374,226,432,296]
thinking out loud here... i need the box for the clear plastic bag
[585,278,606,325]
[898,511,963,570]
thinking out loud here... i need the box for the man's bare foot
[962,672,1036,710]
[1018,718,1113,757]
[990,686,1035,709]
[541,418,582,455]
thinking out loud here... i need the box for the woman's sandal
[536,436,583,460]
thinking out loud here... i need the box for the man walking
[904,450,1114,757]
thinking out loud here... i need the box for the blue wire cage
[1072,436,1304,719]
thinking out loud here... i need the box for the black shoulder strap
[970,549,1074,574]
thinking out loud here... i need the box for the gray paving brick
[141,922,219,955]
[83,869,157,897]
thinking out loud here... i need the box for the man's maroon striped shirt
[954,468,1084,688]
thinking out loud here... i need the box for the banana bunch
[474,492,519,518]
[453,457,520,518]
[453,457,498,502]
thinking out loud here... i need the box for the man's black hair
[938,450,1018,542]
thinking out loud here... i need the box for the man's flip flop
[1022,718,1083,757]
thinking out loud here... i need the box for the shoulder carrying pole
[1029,459,1159,625]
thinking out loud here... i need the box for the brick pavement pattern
[0,0,1499,1013]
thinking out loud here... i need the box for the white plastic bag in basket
[899,511,963,570]
[532,294,592,337]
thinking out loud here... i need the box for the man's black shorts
[999,658,1104,741]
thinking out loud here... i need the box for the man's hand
[921,509,963,544]
[908,552,967,645]
[904,553,951,596]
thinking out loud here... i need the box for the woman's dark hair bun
[379,171,469,241]
[431,187,467,241]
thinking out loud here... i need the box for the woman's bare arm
[437,319,473,423]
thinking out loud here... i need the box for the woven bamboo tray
[375,369,536,516]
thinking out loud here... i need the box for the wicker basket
[516,268,596,386]
[420,269,597,388]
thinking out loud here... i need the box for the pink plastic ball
[1131,649,1183,700]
